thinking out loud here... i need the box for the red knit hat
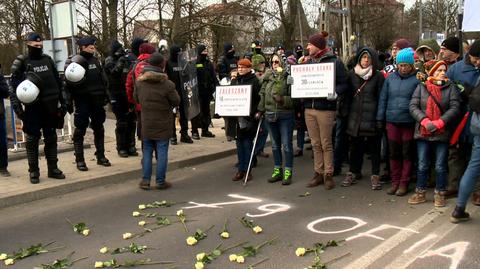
[394,38,411,50]
[424,60,447,76]
[237,58,252,68]
[308,31,329,50]
[139,43,155,54]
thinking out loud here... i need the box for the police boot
[73,128,88,171]
[26,135,40,184]
[93,127,111,167]
[127,123,138,156]
[115,122,129,158]
[44,134,65,179]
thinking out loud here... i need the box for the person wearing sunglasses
[256,54,295,185]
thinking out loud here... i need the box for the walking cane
[244,117,263,186]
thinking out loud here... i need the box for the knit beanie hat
[308,31,329,50]
[131,37,147,56]
[396,48,414,65]
[237,58,252,68]
[424,60,447,76]
[441,37,460,54]
[469,40,480,57]
[139,43,155,54]
[394,38,411,50]
[147,52,166,69]
[251,54,266,71]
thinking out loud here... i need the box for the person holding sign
[256,54,295,185]
[301,31,349,190]
[226,58,261,182]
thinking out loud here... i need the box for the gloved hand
[426,122,437,133]
[60,104,68,117]
[287,75,294,85]
[67,104,74,114]
[273,94,284,105]
[255,111,263,120]
[431,119,445,130]
[420,118,431,128]
[376,121,385,131]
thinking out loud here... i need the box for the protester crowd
[0,30,480,224]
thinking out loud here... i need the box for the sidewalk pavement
[0,118,237,209]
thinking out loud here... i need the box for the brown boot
[472,192,480,206]
[306,172,323,188]
[371,175,382,190]
[434,190,447,207]
[232,171,245,181]
[324,173,335,190]
[395,184,408,196]
[386,184,399,195]
[408,188,427,205]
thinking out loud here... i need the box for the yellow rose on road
[295,247,306,257]
[176,209,184,216]
[138,221,146,226]
[220,232,230,238]
[138,204,146,210]
[196,252,206,261]
[186,236,198,246]
[252,225,263,234]
[0,253,7,260]
[122,232,132,239]
[132,211,140,217]
[194,261,204,269]
[235,255,245,263]
[99,247,109,254]
[94,261,104,268]
[82,229,90,236]
[4,258,14,266]
[228,254,237,262]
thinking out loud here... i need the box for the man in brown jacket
[134,53,180,190]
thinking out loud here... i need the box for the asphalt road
[0,153,479,269]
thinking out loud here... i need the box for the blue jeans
[266,112,294,169]
[457,136,480,207]
[236,137,253,172]
[0,114,7,169]
[142,139,169,184]
[416,140,449,191]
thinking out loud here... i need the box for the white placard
[291,62,335,98]
[215,85,251,116]
[463,0,480,32]
[42,40,69,72]
[51,1,78,39]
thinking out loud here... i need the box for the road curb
[0,148,237,209]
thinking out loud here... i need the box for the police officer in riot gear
[64,36,111,171]
[104,40,138,157]
[192,44,217,139]
[217,42,237,80]
[9,32,66,184]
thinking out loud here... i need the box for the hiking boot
[201,130,215,138]
[371,175,382,190]
[30,171,40,184]
[139,180,150,190]
[0,168,11,177]
[282,169,292,185]
[408,189,427,205]
[450,206,470,223]
[76,161,88,171]
[341,172,357,187]
[386,184,399,195]
[232,171,245,181]
[97,156,111,167]
[395,184,408,196]
[128,147,139,156]
[434,190,447,207]
[118,150,129,158]
[192,133,200,140]
[324,173,335,190]
[268,167,283,183]
[306,172,323,188]
[170,137,178,145]
[180,134,193,144]
[48,168,65,179]
[155,181,172,190]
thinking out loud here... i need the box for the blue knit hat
[396,48,414,65]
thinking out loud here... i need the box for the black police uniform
[217,43,237,80]
[104,40,137,157]
[9,38,66,183]
[64,39,110,171]
[192,45,217,138]
[166,45,193,143]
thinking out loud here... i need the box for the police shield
[178,49,200,120]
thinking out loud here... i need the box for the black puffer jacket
[347,47,385,137]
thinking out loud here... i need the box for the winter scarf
[354,64,372,80]
[312,48,330,59]
[421,80,445,136]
